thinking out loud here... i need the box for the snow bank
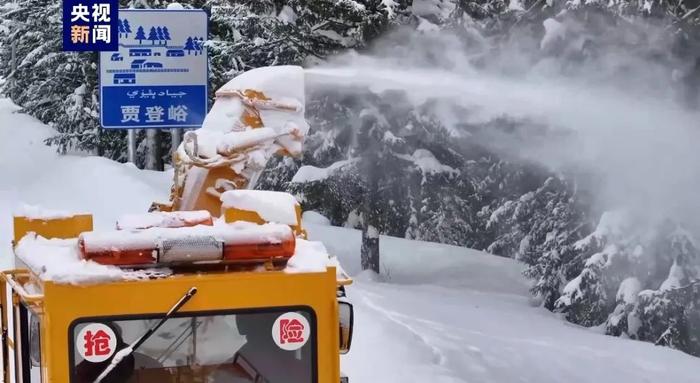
[305,223,529,294]
[0,98,172,270]
[15,234,171,284]
[220,190,298,225]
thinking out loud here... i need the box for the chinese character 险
[145,106,165,123]
[168,105,188,122]
[93,25,111,44]
[121,106,140,123]
[280,319,305,344]
[70,4,90,22]
[91,3,111,23]
[70,25,90,44]
[83,330,112,357]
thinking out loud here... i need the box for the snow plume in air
[304,14,700,354]
[305,17,700,232]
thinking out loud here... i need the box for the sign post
[99,9,208,134]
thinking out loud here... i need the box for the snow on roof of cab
[220,190,299,225]
[14,229,339,285]
[284,238,348,279]
[117,210,212,230]
[14,204,87,220]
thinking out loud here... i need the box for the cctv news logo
[63,0,118,51]
[272,312,311,351]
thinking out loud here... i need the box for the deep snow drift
[0,98,171,267]
[1,98,699,381]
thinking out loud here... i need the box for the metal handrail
[0,270,44,303]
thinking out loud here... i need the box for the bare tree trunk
[145,129,162,170]
[171,128,182,155]
[361,160,381,273]
[361,223,380,273]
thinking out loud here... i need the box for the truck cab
[2,196,353,383]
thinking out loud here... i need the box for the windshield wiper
[94,286,198,383]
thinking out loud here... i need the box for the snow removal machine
[2,66,354,383]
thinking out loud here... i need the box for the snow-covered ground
[0,98,171,265]
[1,98,698,382]
[307,223,700,382]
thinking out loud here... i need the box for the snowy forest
[2,0,700,360]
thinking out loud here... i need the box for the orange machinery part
[79,237,296,267]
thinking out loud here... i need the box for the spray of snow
[304,23,700,234]
[2,97,700,381]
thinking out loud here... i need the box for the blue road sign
[99,9,207,129]
[63,0,119,51]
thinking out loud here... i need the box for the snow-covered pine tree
[629,225,700,355]
[207,0,390,89]
[0,0,126,158]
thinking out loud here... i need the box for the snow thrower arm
[152,66,309,217]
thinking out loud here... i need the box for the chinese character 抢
[83,330,112,357]
[121,106,140,123]
[70,4,90,22]
[93,25,111,44]
[168,105,188,122]
[91,3,111,22]
[145,106,165,123]
[70,25,90,44]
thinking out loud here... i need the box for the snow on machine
[2,66,354,383]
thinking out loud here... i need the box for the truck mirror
[339,301,354,354]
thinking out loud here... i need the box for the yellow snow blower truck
[1,66,353,383]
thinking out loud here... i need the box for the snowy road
[344,282,700,383]
[2,98,699,382]
[303,224,700,383]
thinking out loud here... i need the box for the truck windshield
[70,309,315,383]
